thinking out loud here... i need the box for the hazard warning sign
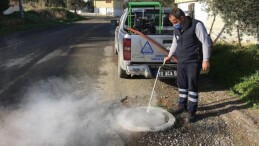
[141,41,153,54]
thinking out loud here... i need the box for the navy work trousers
[177,62,201,113]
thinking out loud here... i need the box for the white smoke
[0,77,123,146]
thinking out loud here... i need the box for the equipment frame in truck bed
[128,2,163,34]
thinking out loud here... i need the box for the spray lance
[126,28,178,112]
[146,60,166,112]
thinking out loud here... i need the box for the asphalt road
[0,16,161,146]
[0,17,258,146]
[0,18,126,145]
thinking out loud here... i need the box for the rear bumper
[124,63,208,78]
[126,65,152,78]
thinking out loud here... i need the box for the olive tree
[199,0,259,47]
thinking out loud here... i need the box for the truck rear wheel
[114,38,118,55]
[118,62,129,78]
[114,47,118,55]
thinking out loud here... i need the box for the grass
[209,44,259,109]
[0,7,86,37]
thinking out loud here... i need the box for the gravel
[119,76,259,145]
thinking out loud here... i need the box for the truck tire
[114,38,118,55]
[114,46,118,55]
[118,62,129,78]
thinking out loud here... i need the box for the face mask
[173,23,182,30]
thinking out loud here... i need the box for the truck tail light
[123,38,131,61]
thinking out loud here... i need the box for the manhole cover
[117,106,175,132]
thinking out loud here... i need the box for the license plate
[158,70,177,77]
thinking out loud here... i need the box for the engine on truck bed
[133,16,156,35]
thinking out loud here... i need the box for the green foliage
[198,0,259,47]
[0,0,10,15]
[209,44,259,108]
[43,0,86,9]
[13,0,86,9]
[0,8,85,36]
[232,71,259,108]
[85,0,93,11]
[215,0,258,31]
[200,0,259,33]
[45,0,66,7]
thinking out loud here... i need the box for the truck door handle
[163,40,172,44]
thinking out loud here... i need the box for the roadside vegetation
[0,8,85,36]
[197,0,259,109]
[209,44,259,109]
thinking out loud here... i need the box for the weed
[209,44,259,109]
[0,8,85,36]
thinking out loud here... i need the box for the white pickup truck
[112,2,177,78]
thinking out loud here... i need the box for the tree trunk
[40,0,44,8]
[213,24,226,44]
[237,22,243,48]
[45,0,49,7]
[74,6,77,14]
[18,0,24,18]
[209,14,216,35]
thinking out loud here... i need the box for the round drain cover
[117,106,175,132]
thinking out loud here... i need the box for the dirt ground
[116,75,259,146]
[92,26,259,145]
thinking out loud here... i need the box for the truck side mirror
[111,20,119,26]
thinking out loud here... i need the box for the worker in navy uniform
[164,8,211,123]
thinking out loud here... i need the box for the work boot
[170,105,187,115]
[188,112,197,123]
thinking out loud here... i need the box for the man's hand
[202,61,210,71]
[164,56,171,63]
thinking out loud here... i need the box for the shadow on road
[197,97,252,122]
[159,74,226,92]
